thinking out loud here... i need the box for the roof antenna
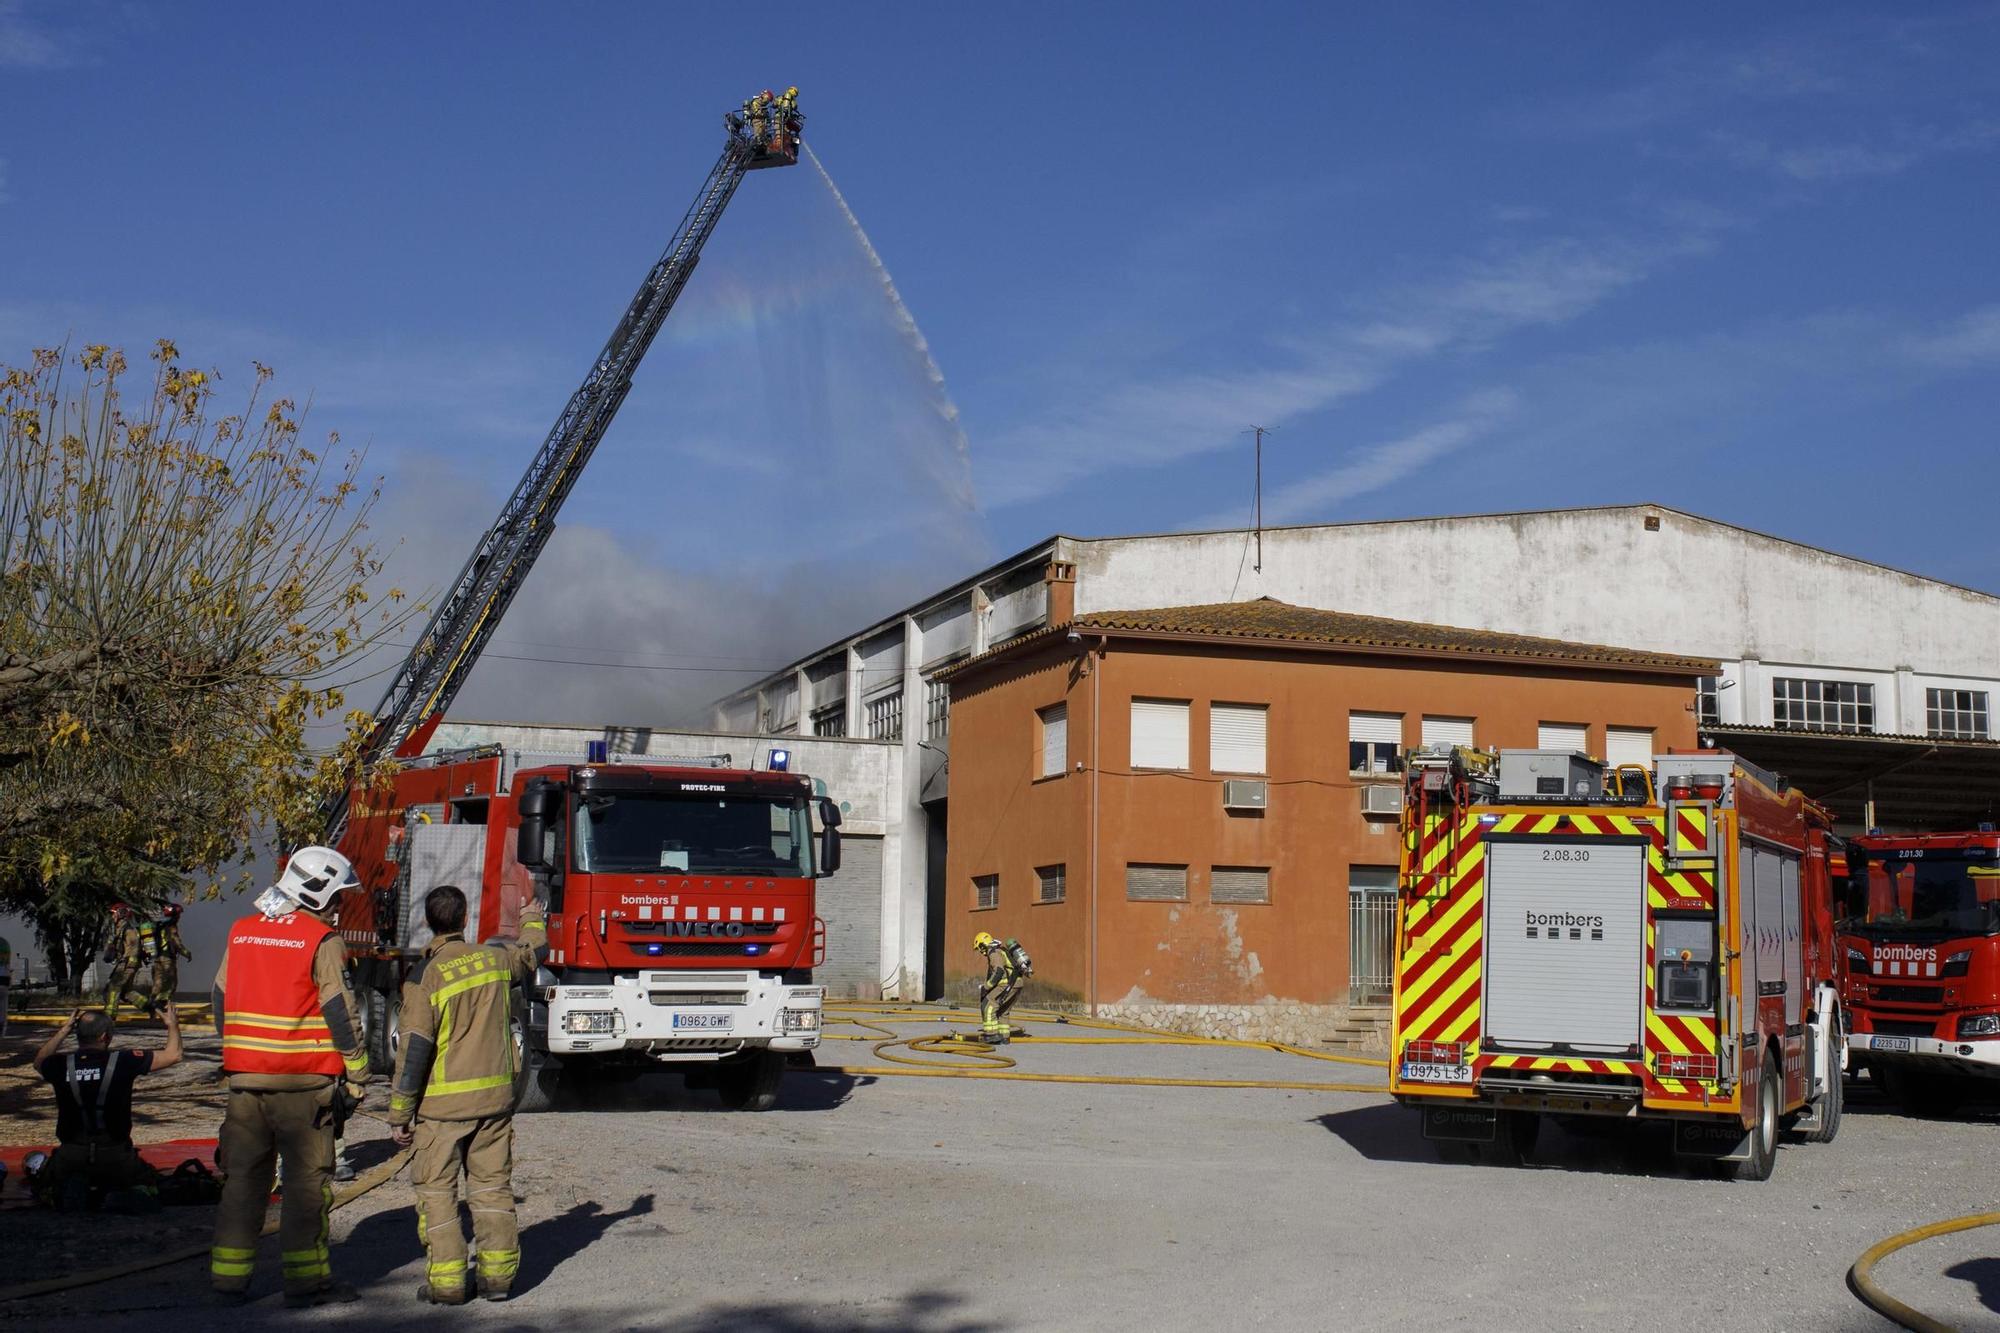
[1247,424,1273,573]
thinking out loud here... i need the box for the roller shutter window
[1211,866,1270,905]
[816,834,884,998]
[973,874,998,911]
[1038,703,1068,778]
[1126,863,1188,902]
[1538,722,1588,752]
[1036,865,1065,904]
[1210,703,1268,775]
[1421,715,1475,748]
[1131,699,1190,770]
[1606,727,1654,767]
[1349,711,1402,774]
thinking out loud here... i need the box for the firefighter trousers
[980,976,1022,1037]
[412,1114,518,1299]
[211,1086,337,1296]
[149,959,177,1011]
[103,963,145,1019]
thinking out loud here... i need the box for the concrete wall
[1072,507,2000,723]
[428,720,912,996]
[942,636,1700,1037]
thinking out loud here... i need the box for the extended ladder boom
[323,99,803,838]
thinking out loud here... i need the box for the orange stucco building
[941,597,1714,1043]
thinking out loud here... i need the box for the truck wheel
[1735,1052,1780,1182]
[514,1053,561,1114]
[1799,1055,1843,1144]
[1489,1111,1540,1167]
[363,987,399,1076]
[715,1050,786,1111]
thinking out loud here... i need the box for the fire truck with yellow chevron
[1389,745,1845,1179]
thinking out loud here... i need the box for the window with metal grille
[1131,699,1190,770]
[1772,678,1873,733]
[1349,711,1402,774]
[1125,863,1188,902]
[810,702,846,738]
[1421,715,1475,747]
[1036,864,1065,904]
[1696,677,1721,727]
[1209,703,1268,774]
[1348,865,1398,1006]
[973,874,998,911]
[1928,688,1989,739]
[1037,702,1068,778]
[866,690,903,742]
[925,677,950,740]
[1537,722,1588,752]
[1211,866,1269,905]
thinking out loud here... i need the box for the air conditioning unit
[1359,784,1402,818]
[1222,779,1268,811]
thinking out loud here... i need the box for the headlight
[1956,1013,2000,1038]
[1844,948,1870,975]
[563,1010,620,1035]
[781,1007,820,1033]
[1944,950,1974,978]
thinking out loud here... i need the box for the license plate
[672,1013,732,1030]
[1400,1062,1474,1084]
[1871,1035,1915,1052]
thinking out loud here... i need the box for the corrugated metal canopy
[1700,724,2000,831]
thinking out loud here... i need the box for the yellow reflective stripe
[210,1260,255,1277]
[431,968,510,1007]
[343,1052,370,1073]
[223,1010,331,1030]
[212,1246,255,1259]
[429,1260,468,1274]
[223,1035,337,1053]
[427,1072,513,1096]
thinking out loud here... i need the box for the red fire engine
[339,745,837,1111]
[1840,827,2000,1114]
[1390,746,1846,1179]
[313,92,823,1111]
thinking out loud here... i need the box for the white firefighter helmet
[274,845,360,913]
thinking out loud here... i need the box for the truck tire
[514,1052,561,1114]
[1799,1054,1843,1144]
[1489,1110,1540,1167]
[715,1049,786,1111]
[362,986,398,1075]
[1735,1052,1781,1182]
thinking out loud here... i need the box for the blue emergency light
[768,748,791,772]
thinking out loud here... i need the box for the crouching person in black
[33,1005,183,1210]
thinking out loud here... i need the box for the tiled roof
[942,598,1716,678]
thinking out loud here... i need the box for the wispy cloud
[1506,37,1849,139]
[1903,304,2000,369]
[1199,388,1519,530]
[1710,122,2000,182]
[977,228,1711,509]
[0,0,77,68]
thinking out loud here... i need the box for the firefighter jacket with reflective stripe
[216,911,367,1086]
[388,911,545,1125]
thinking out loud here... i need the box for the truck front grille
[654,942,768,957]
[1872,1019,1936,1037]
[1873,985,1944,1005]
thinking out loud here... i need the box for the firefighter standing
[102,904,148,1021]
[209,847,370,1307]
[974,931,1030,1044]
[144,903,191,1016]
[388,884,547,1305]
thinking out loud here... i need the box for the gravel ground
[1,1010,1993,1331]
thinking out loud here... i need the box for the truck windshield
[1858,855,2000,936]
[573,792,812,877]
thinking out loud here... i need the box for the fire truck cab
[1390,746,1845,1180]
[1840,828,2000,1115]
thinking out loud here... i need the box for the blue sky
[4,2,1999,718]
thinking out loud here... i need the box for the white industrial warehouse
[438,503,2000,1001]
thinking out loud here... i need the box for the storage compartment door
[1483,840,1646,1054]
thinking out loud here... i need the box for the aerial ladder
[319,91,803,841]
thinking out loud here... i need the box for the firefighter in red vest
[208,846,371,1307]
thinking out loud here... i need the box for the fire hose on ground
[813,1003,1391,1094]
[1846,1211,2000,1333]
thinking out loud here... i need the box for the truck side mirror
[818,798,843,877]
[516,779,560,869]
